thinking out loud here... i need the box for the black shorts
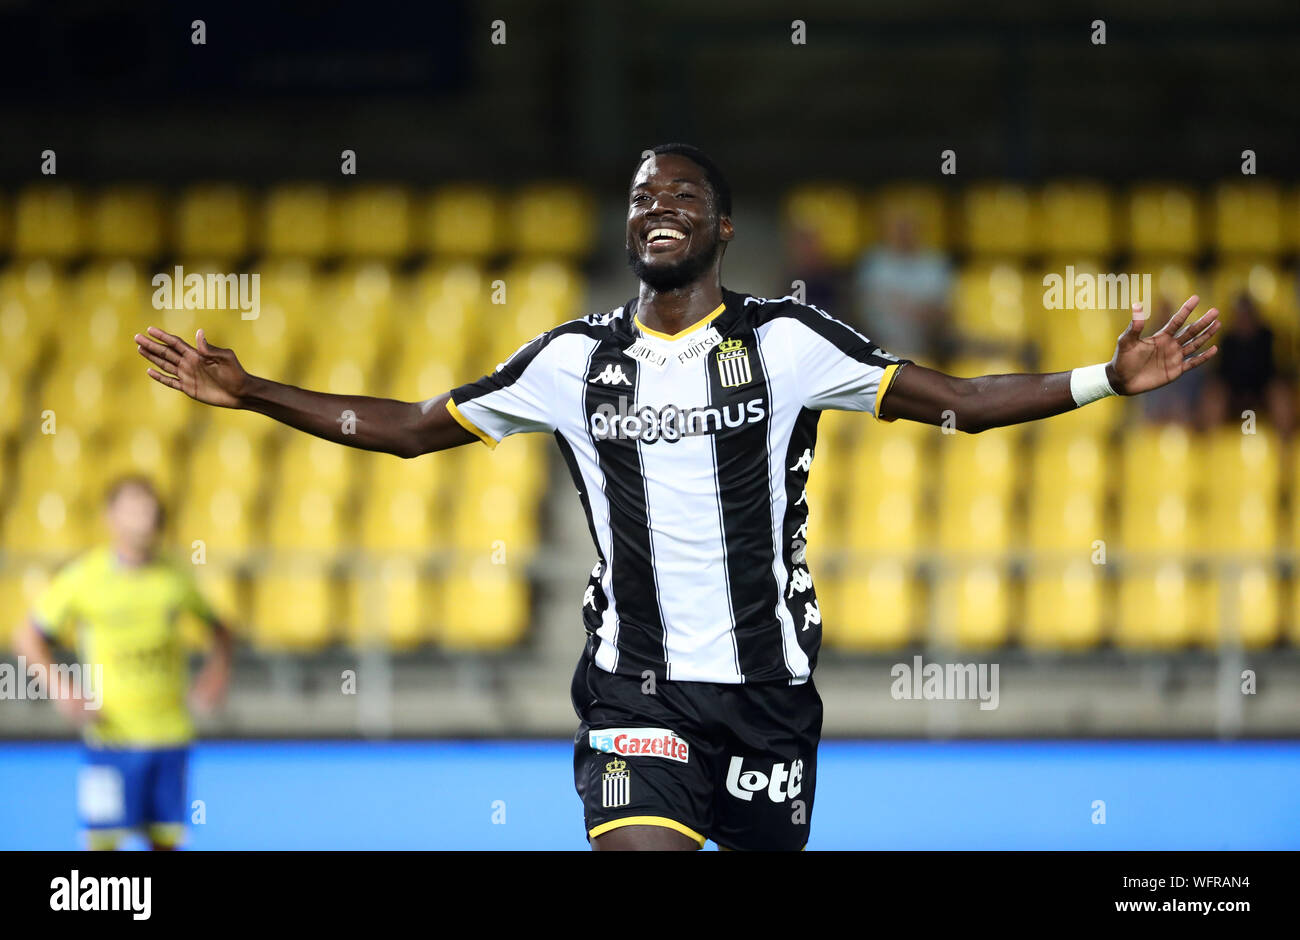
[571,650,823,851]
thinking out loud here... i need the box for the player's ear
[719,214,734,243]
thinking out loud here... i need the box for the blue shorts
[78,745,190,832]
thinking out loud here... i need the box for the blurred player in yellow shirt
[14,476,233,850]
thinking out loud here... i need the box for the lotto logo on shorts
[601,758,631,808]
[725,756,804,803]
[588,727,690,763]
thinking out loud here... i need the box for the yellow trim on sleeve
[588,815,707,847]
[634,302,726,341]
[445,397,498,450]
[874,362,903,421]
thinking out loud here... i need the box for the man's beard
[627,231,720,292]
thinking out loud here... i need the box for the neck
[113,544,152,568]
[636,274,724,337]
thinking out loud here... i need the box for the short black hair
[634,143,732,217]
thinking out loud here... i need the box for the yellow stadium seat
[960,183,1034,256]
[952,262,1029,343]
[90,187,164,258]
[1022,561,1105,650]
[0,564,55,648]
[440,558,529,649]
[510,183,595,259]
[359,454,445,553]
[249,565,337,650]
[1118,425,1196,554]
[1210,259,1289,331]
[188,420,265,497]
[1134,258,1196,313]
[0,261,62,372]
[874,184,947,250]
[2,481,93,555]
[422,184,504,257]
[14,185,85,258]
[1198,564,1281,648]
[173,485,259,560]
[275,433,358,498]
[1038,183,1113,257]
[346,559,430,648]
[337,185,413,257]
[264,184,336,257]
[827,561,918,649]
[71,261,149,371]
[1026,428,1108,554]
[934,562,1011,648]
[1212,181,1283,255]
[176,185,253,258]
[451,478,539,558]
[935,428,1021,554]
[1116,563,1201,649]
[192,566,245,631]
[1200,428,1281,555]
[0,362,24,437]
[1128,184,1200,256]
[97,428,180,496]
[38,361,118,438]
[266,487,351,553]
[783,184,865,266]
[844,427,928,556]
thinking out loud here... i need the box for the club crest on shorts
[601,758,630,808]
[716,338,752,388]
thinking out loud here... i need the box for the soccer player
[133,143,1218,851]
[14,476,233,850]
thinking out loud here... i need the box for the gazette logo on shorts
[716,338,752,388]
[601,758,631,808]
[588,727,690,763]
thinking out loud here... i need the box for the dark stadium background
[1,0,1298,848]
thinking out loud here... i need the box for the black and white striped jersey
[447,289,909,685]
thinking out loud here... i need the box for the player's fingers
[137,344,176,371]
[146,325,194,353]
[1183,345,1218,370]
[1176,307,1219,341]
[1119,303,1145,343]
[1159,294,1199,335]
[1181,318,1220,355]
[135,334,180,364]
[146,367,181,390]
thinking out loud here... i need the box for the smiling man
[134,142,1219,851]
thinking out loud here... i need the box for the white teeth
[648,228,686,242]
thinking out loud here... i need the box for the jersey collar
[633,300,727,342]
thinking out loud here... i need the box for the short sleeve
[787,306,910,419]
[29,561,84,646]
[177,567,217,626]
[446,332,557,448]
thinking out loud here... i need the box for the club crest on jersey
[601,758,630,808]
[590,363,632,386]
[716,338,752,388]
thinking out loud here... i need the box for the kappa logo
[716,338,753,388]
[590,363,632,386]
[588,727,691,763]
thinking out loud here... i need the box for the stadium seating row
[784,180,1300,263]
[0,182,596,260]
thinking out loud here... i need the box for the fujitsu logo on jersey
[589,396,766,443]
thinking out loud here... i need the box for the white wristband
[1070,363,1117,407]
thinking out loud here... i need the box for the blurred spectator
[1140,296,1209,427]
[784,223,845,317]
[855,209,952,361]
[1198,293,1295,436]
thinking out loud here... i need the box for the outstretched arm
[134,327,476,458]
[880,295,1220,432]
